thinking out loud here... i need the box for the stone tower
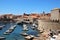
[50,8,60,22]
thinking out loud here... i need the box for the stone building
[39,13,51,20]
[22,13,33,23]
[50,8,60,22]
[37,8,60,32]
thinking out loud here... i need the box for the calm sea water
[0,22,39,40]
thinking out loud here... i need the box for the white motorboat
[4,25,16,35]
[0,36,6,40]
[25,35,34,40]
[0,25,5,30]
[4,30,12,35]
[20,32,28,36]
[23,24,28,31]
[31,23,38,30]
[33,23,37,27]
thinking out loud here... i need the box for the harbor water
[0,22,39,40]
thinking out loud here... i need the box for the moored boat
[0,36,6,40]
[0,25,5,30]
[20,32,28,36]
[31,23,38,30]
[25,35,34,40]
[23,24,28,31]
[4,25,16,35]
[4,29,13,35]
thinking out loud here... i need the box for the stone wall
[38,20,60,31]
[50,8,60,22]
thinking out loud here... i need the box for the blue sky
[0,0,60,15]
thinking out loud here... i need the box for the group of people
[33,29,60,40]
[49,29,60,40]
[41,29,60,40]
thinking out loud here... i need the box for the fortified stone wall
[50,8,60,22]
[38,20,60,31]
